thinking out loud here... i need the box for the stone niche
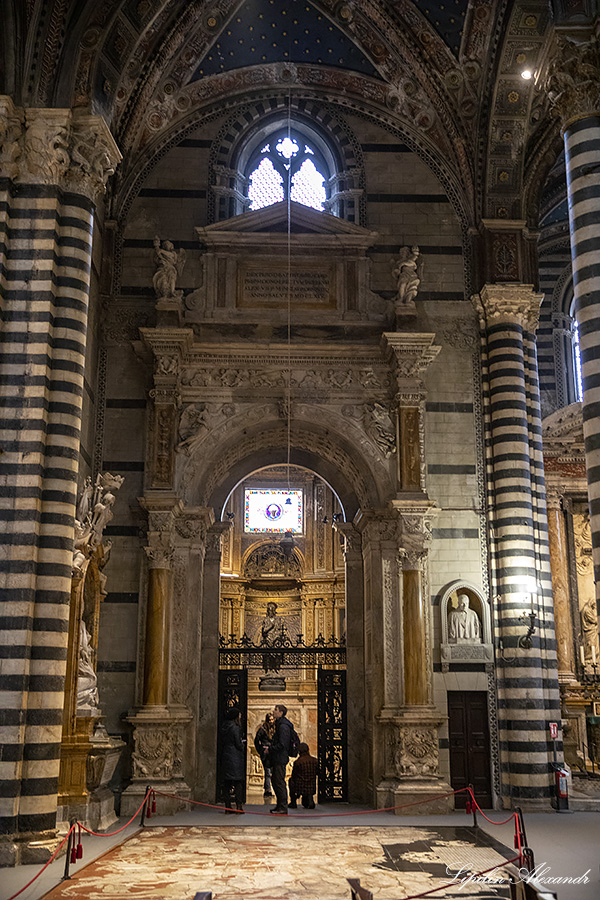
[187,200,382,323]
[439,580,493,672]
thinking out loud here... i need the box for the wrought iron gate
[317,669,347,802]
[218,633,347,802]
[216,668,247,802]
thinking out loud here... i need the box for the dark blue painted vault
[191,0,382,81]
[412,0,468,56]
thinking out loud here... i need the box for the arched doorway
[216,464,348,803]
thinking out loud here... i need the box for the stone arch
[181,418,390,519]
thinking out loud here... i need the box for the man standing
[269,703,293,814]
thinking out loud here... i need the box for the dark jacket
[290,751,319,796]
[254,724,273,762]
[220,720,246,781]
[268,715,293,766]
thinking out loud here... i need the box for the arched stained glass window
[246,129,328,212]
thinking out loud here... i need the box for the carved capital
[205,522,233,558]
[0,100,121,201]
[381,333,441,390]
[473,284,544,332]
[334,522,362,557]
[144,538,174,570]
[546,30,600,128]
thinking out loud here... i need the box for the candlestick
[592,646,597,665]
[580,645,586,666]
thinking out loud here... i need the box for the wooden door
[448,691,492,808]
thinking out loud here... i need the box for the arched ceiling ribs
[480,0,553,221]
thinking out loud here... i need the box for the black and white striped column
[0,99,119,863]
[547,30,600,605]
[475,284,560,806]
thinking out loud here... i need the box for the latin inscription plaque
[238,264,335,308]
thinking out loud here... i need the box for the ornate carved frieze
[546,30,600,127]
[473,283,544,332]
[386,720,441,779]
[243,543,304,579]
[0,98,121,201]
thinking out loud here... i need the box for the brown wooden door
[448,691,492,808]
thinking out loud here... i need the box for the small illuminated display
[244,489,303,533]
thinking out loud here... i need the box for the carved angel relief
[177,403,237,455]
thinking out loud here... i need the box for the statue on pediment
[392,245,423,310]
[153,236,186,300]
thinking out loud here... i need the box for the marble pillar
[400,552,428,707]
[142,564,171,708]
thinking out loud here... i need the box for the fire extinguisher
[552,763,569,811]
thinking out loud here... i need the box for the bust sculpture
[448,593,481,644]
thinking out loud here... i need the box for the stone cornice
[473,283,544,332]
[0,98,121,202]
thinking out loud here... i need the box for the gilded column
[546,490,576,683]
[399,548,428,706]
[547,29,600,605]
[0,98,120,863]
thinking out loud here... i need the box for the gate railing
[218,631,346,668]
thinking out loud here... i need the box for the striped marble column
[0,98,120,864]
[547,30,600,602]
[475,284,560,806]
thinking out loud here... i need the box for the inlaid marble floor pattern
[42,824,515,899]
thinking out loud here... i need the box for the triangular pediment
[197,201,376,239]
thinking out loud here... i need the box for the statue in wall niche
[364,402,396,457]
[448,594,481,644]
[153,236,186,299]
[392,245,423,309]
[77,619,100,715]
[260,602,283,675]
[581,597,600,662]
[72,472,123,575]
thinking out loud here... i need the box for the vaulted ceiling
[0,0,580,227]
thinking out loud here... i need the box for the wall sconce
[518,610,536,649]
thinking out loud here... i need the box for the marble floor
[40,821,515,900]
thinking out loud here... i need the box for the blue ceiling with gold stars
[412,0,468,56]
[191,0,381,81]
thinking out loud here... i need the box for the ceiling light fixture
[520,69,532,80]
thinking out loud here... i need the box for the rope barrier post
[515,807,534,873]
[347,878,374,900]
[139,785,151,827]
[468,785,478,828]
[61,821,75,882]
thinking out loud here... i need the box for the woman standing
[254,712,275,797]
[220,707,246,813]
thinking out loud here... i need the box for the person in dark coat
[254,712,275,797]
[268,703,294,814]
[288,743,318,809]
[220,706,246,813]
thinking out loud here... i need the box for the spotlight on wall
[332,513,342,523]
[226,512,235,520]
[280,530,295,558]
[520,69,533,80]
[322,516,328,524]
[285,496,293,506]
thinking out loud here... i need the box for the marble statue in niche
[153,236,186,299]
[581,597,600,663]
[448,593,481,644]
[77,619,100,715]
[392,245,423,310]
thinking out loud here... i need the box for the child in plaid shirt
[288,743,318,809]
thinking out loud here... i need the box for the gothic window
[246,132,328,212]
[210,110,364,224]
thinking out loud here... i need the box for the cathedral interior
[2,0,600,884]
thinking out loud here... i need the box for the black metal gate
[216,667,248,802]
[317,669,347,802]
[218,633,347,802]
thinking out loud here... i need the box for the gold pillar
[142,564,171,706]
[401,554,428,706]
[547,491,576,682]
[398,406,422,491]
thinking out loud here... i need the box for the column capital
[205,521,233,559]
[333,522,362,557]
[472,283,544,332]
[545,28,600,129]
[381,333,440,394]
[0,98,121,202]
[141,327,195,404]
[144,541,174,570]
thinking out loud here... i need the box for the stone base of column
[120,778,192,818]
[0,833,59,867]
[393,779,454,815]
[122,707,192,819]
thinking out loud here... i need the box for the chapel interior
[2,0,600,876]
